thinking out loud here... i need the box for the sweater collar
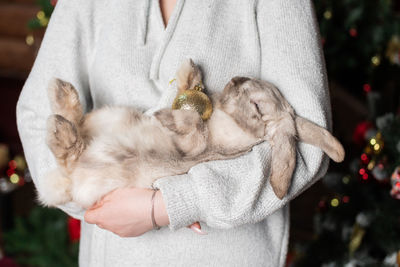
[138,0,151,45]
[140,0,185,80]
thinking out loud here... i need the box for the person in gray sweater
[16,0,332,266]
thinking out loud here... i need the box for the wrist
[153,190,170,227]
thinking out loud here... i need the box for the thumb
[84,207,102,224]
[84,199,105,224]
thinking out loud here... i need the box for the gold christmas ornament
[14,155,27,171]
[386,35,400,65]
[36,10,49,27]
[367,160,375,171]
[349,223,365,255]
[323,10,332,20]
[172,83,213,121]
[397,250,400,265]
[26,34,35,46]
[371,55,381,67]
[39,17,49,27]
[36,11,45,20]
[342,175,351,184]
[367,132,384,155]
[330,198,339,207]
[0,144,9,170]
[10,174,19,184]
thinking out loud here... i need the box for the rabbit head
[218,77,295,139]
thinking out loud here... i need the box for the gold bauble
[349,223,365,255]
[0,144,9,170]
[323,10,332,20]
[369,132,384,155]
[14,155,27,171]
[386,35,400,65]
[172,89,213,120]
[26,34,35,46]
[397,250,400,265]
[371,55,381,67]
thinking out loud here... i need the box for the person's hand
[84,187,206,237]
[84,187,161,237]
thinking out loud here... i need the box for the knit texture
[16,0,331,266]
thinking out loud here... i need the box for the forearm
[17,0,95,218]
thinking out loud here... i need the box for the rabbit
[39,59,344,209]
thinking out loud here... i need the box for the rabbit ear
[219,76,250,104]
[269,134,297,199]
[176,58,203,94]
[295,116,345,162]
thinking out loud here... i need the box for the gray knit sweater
[16,0,331,266]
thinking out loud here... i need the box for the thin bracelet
[151,189,161,230]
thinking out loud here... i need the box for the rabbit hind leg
[46,114,85,171]
[48,78,83,125]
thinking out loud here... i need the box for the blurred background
[0,0,399,266]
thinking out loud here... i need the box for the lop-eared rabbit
[40,59,344,208]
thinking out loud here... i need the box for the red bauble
[67,217,81,243]
[286,251,296,266]
[6,168,14,177]
[391,167,400,200]
[363,84,371,93]
[352,121,373,146]
[349,28,358,37]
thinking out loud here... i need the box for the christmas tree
[315,0,400,105]
[292,0,400,266]
[293,115,400,266]
[3,207,79,267]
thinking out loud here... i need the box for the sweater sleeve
[153,0,331,231]
[16,0,97,220]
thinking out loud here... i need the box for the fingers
[84,204,104,224]
[190,222,201,229]
[88,200,104,211]
[84,210,96,224]
[187,222,207,235]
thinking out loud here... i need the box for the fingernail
[190,225,207,235]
